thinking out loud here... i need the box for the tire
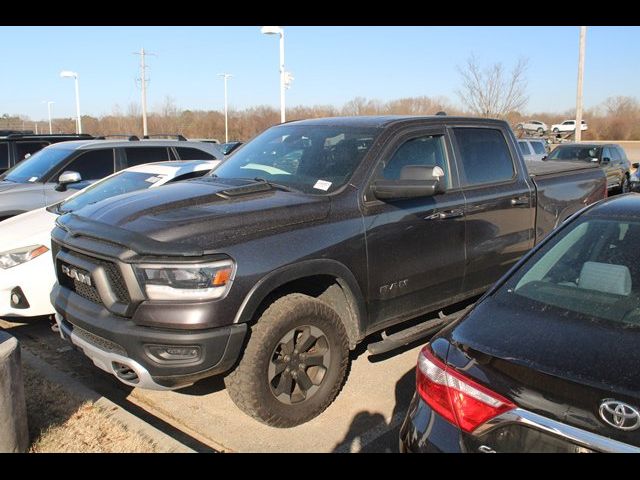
[224,293,350,428]
[553,128,559,133]
[537,127,544,135]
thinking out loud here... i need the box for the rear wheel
[537,127,544,135]
[224,293,350,427]
[553,128,559,133]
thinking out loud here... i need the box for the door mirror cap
[56,171,82,191]
[372,165,446,200]
[601,157,610,164]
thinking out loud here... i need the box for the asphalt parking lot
[1,316,428,452]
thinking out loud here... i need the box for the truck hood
[61,178,332,253]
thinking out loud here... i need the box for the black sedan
[400,194,640,453]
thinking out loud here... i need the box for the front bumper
[0,254,56,318]
[52,283,247,389]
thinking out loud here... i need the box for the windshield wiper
[252,177,301,193]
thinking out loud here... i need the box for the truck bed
[528,159,606,244]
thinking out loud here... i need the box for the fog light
[145,344,201,363]
[10,287,29,309]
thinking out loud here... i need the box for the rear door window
[518,141,532,155]
[176,147,215,160]
[0,142,8,169]
[454,128,515,186]
[16,141,50,162]
[530,141,546,155]
[124,147,171,167]
[61,149,115,180]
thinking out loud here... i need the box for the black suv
[0,131,95,174]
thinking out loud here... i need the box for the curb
[21,349,195,453]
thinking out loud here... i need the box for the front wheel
[537,127,544,135]
[224,293,350,427]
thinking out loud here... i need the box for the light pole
[261,26,286,123]
[43,101,54,134]
[574,26,587,143]
[60,70,82,134]
[217,73,233,143]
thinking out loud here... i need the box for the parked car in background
[630,162,640,191]
[0,131,95,175]
[0,138,223,221]
[518,138,548,162]
[516,120,548,134]
[551,120,588,133]
[547,143,630,193]
[0,159,220,319]
[400,194,640,453]
[50,115,605,427]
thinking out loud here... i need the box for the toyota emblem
[599,399,640,431]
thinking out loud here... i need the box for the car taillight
[416,346,516,433]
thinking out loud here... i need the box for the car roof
[284,115,507,129]
[46,138,220,149]
[583,194,640,219]
[555,143,613,148]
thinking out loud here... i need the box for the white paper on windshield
[145,176,163,184]
[28,176,38,182]
[313,180,332,191]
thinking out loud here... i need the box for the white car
[0,159,219,318]
[551,120,588,133]
[517,120,548,134]
[518,139,549,162]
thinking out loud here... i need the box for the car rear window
[454,128,515,186]
[499,218,640,324]
[0,142,8,169]
[530,141,546,155]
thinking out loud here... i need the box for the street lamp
[217,73,233,143]
[42,101,55,134]
[60,70,82,134]
[261,26,287,123]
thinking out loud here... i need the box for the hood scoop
[217,181,273,198]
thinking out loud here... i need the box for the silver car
[518,138,548,162]
[0,138,223,221]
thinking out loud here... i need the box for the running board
[366,306,472,355]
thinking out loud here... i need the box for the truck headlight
[0,245,49,269]
[134,260,234,301]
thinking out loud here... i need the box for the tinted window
[2,146,73,183]
[455,128,515,185]
[381,135,451,187]
[518,141,531,155]
[548,145,599,162]
[609,147,621,162]
[16,141,50,162]
[564,121,574,125]
[124,147,170,167]
[62,149,115,180]
[530,141,546,155]
[617,146,628,162]
[212,125,378,194]
[176,147,215,160]
[0,142,8,169]
[59,171,167,214]
[499,218,640,324]
[602,147,612,161]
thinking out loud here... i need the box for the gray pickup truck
[51,115,606,427]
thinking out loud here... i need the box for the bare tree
[457,55,529,118]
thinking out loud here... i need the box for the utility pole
[134,48,155,137]
[575,26,587,142]
[217,73,233,143]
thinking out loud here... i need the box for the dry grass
[23,364,159,453]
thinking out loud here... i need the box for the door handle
[425,209,464,220]
[510,197,529,206]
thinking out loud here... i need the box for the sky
[1,26,638,120]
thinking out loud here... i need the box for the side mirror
[601,157,610,164]
[632,163,639,169]
[372,165,446,200]
[542,155,548,161]
[55,171,82,192]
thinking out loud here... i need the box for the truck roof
[286,115,507,129]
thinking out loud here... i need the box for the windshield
[1,146,73,183]
[210,125,378,194]
[497,217,640,325]
[548,145,599,162]
[58,171,167,214]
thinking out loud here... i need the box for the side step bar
[366,306,473,355]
